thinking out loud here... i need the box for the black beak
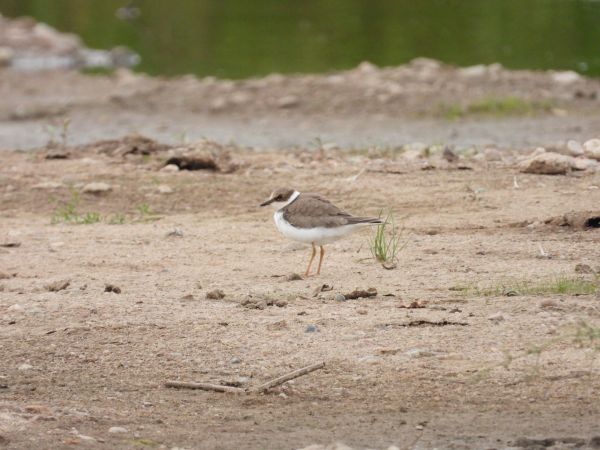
[260,198,274,207]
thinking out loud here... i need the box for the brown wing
[283,193,381,229]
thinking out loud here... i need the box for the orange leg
[305,243,317,277]
[316,246,325,275]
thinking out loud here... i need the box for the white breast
[274,211,359,245]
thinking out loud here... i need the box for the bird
[260,187,382,276]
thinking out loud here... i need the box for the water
[1,0,600,79]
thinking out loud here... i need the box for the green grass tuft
[369,211,406,268]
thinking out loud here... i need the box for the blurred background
[1,0,599,79]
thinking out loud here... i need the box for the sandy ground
[1,62,600,450]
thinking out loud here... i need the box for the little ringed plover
[260,187,382,276]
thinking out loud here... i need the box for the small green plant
[369,211,406,269]
[137,203,152,217]
[52,190,102,225]
[459,275,598,297]
[44,118,71,147]
[109,213,127,225]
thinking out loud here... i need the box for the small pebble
[230,357,241,364]
[334,294,346,302]
[206,289,225,300]
[487,312,505,323]
[161,164,179,172]
[108,427,128,434]
[18,363,33,371]
[305,324,318,333]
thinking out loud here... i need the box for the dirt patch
[1,138,600,449]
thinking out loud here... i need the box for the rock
[575,263,595,274]
[104,284,121,294]
[7,304,24,312]
[108,427,128,434]
[0,240,20,248]
[583,139,600,161]
[206,289,225,300]
[325,443,354,450]
[45,149,70,159]
[277,95,299,108]
[0,46,14,66]
[356,308,368,315]
[305,324,319,333]
[180,294,194,301]
[241,295,267,309]
[540,300,561,310]
[566,140,584,157]
[157,185,173,194]
[334,294,346,302]
[230,357,241,365]
[519,152,573,175]
[45,279,70,292]
[166,228,183,237]
[483,147,503,162]
[487,312,505,323]
[552,70,581,84]
[82,182,112,194]
[356,60,378,73]
[161,164,179,172]
[18,363,33,371]
[343,288,377,300]
[571,158,598,171]
[274,299,288,307]
[24,404,51,415]
[32,181,64,190]
[405,348,434,358]
[459,64,487,78]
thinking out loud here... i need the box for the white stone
[82,182,111,194]
[459,64,487,78]
[157,185,173,194]
[32,181,64,190]
[108,426,128,433]
[277,95,299,108]
[551,70,581,84]
[7,304,24,312]
[583,139,600,161]
[565,140,584,157]
[161,164,179,172]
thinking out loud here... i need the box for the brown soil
[1,135,600,450]
[1,62,600,450]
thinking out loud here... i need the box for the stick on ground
[253,361,325,393]
[165,381,245,394]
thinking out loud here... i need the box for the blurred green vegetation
[1,0,599,78]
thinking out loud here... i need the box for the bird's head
[260,187,297,209]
